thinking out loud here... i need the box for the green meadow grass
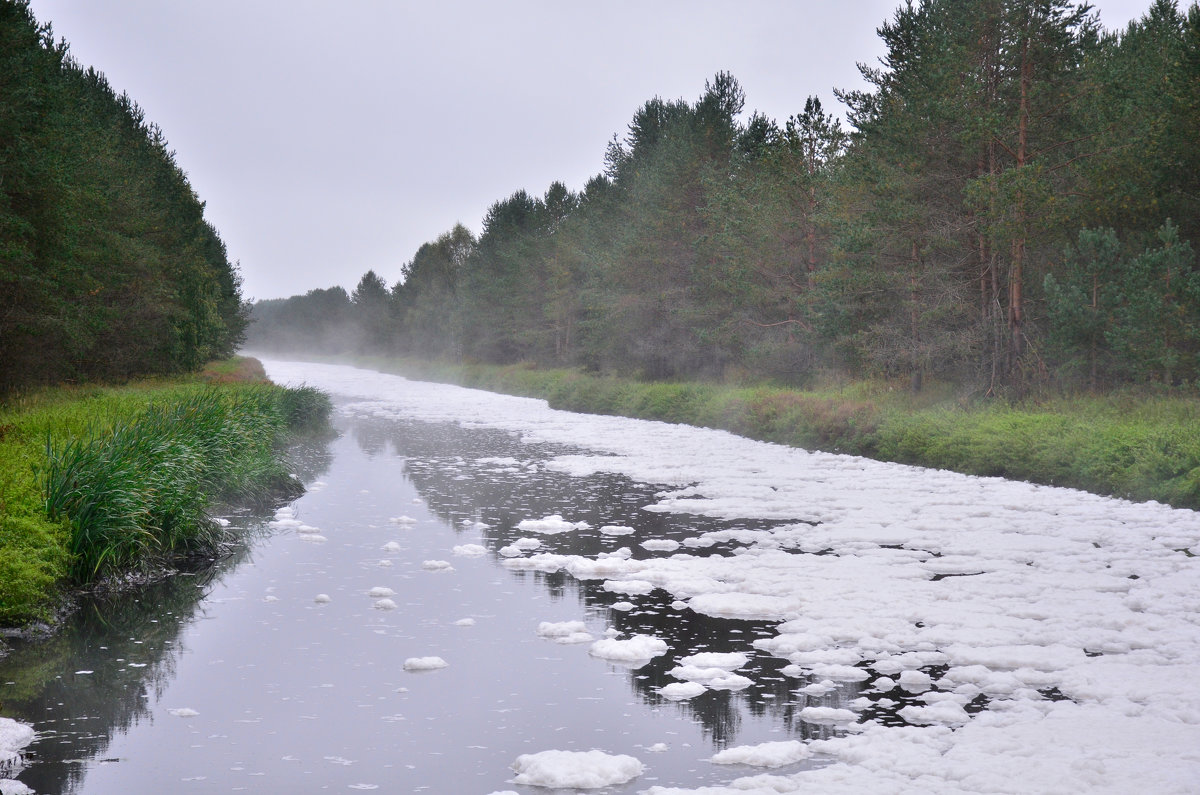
[0,367,331,625]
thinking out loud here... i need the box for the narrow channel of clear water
[1,406,846,793]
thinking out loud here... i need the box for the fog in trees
[249,1,1200,394]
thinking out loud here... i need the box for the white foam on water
[641,539,681,552]
[510,749,643,788]
[0,717,34,772]
[710,739,812,768]
[167,708,199,718]
[402,657,447,671]
[659,682,707,701]
[421,560,453,571]
[452,544,487,557]
[367,586,395,597]
[589,635,669,663]
[262,360,1200,793]
[517,514,590,534]
[678,652,748,670]
[537,620,588,638]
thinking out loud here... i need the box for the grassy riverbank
[343,355,1200,511]
[0,358,331,626]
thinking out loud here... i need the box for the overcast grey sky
[30,0,1153,301]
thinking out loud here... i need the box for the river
[2,359,1199,793]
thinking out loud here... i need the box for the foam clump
[381,541,402,553]
[373,598,397,610]
[517,515,590,534]
[660,682,706,700]
[899,701,971,726]
[0,716,35,770]
[641,539,681,552]
[403,656,447,671]
[388,515,417,525]
[452,544,487,557]
[510,749,643,788]
[603,579,655,595]
[537,620,588,638]
[537,620,594,644]
[167,708,199,718]
[454,618,476,627]
[313,594,331,603]
[421,560,453,571]
[600,525,635,536]
[799,706,859,725]
[267,506,302,529]
[710,739,812,767]
[589,635,669,663]
[367,586,395,597]
[679,651,748,670]
[688,592,799,621]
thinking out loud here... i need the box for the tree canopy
[250,1,1200,393]
[1,0,247,393]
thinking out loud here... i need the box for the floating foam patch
[510,749,643,788]
[589,635,669,663]
[710,739,812,767]
[517,515,590,534]
[403,657,447,671]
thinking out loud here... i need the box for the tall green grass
[0,373,332,624]
[41,385,331,581]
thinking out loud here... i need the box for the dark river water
[0,407,855,793]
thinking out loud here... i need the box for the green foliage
[40,386,306,581]
[1046,223,1200,384]
[251,3,1199,397]
[0,2,246,394]
[0,377,330,623]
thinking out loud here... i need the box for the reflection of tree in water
[0,434,334,795]
[344,414,859,746]
[586,584,863,746]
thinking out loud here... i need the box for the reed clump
[41,385,329,581]
[0,369,333,624]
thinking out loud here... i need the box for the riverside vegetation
[344,355,1200,511]
[0,358,332,628]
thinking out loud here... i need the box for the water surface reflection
[2,408,848,793]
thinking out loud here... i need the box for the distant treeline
[249,0,1200,393]
[0,1,246,393]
